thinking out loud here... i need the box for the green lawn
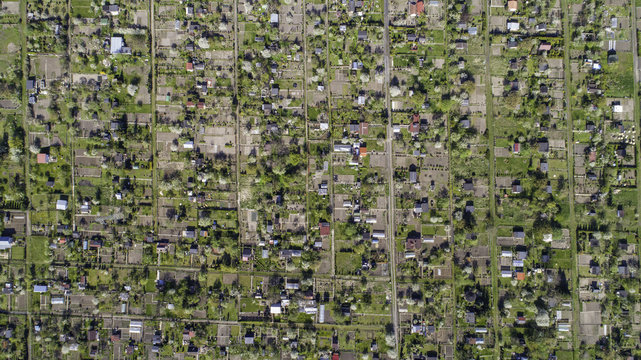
[335,252,361,275]
[11,246,24,260]
[27,236,49,263]
[0,25,20,55]
[550,249,572,269]
[604,53,634,97]
[70,0,96,18]
[495,157,530,177]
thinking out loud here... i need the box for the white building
[130,320,143,334]
[56,199,68,211]
[0,236,13,250]
[270,303,282,315]
[110,37,131,54]
[51,297,64,305]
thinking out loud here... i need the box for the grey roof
[540,162,548,172]
[409,171,417,183]
[538,141,549,152]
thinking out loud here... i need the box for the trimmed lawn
[27,236,49,263]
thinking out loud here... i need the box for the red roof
[516,272,525,280]
[539,43,552,51]
[406,237,420,250]
[332,354,340,360]
[513,143,520,153]
[409,114,420,133]
[416,0,424,14]
[319,222,330,236]
[186,62,194,71]
[37,153,49,164]
[186,101,195,108]
[359,146,367,157]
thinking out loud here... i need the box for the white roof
[110,36,124,54]
[56,199,68,210]
[512,260,524,267]
[0,236,13,250]
[270,13,279,23]
[51,297,65,305]
[270,303,282,314]
[319,305,325,323]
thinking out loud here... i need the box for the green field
[27,236,49,263]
